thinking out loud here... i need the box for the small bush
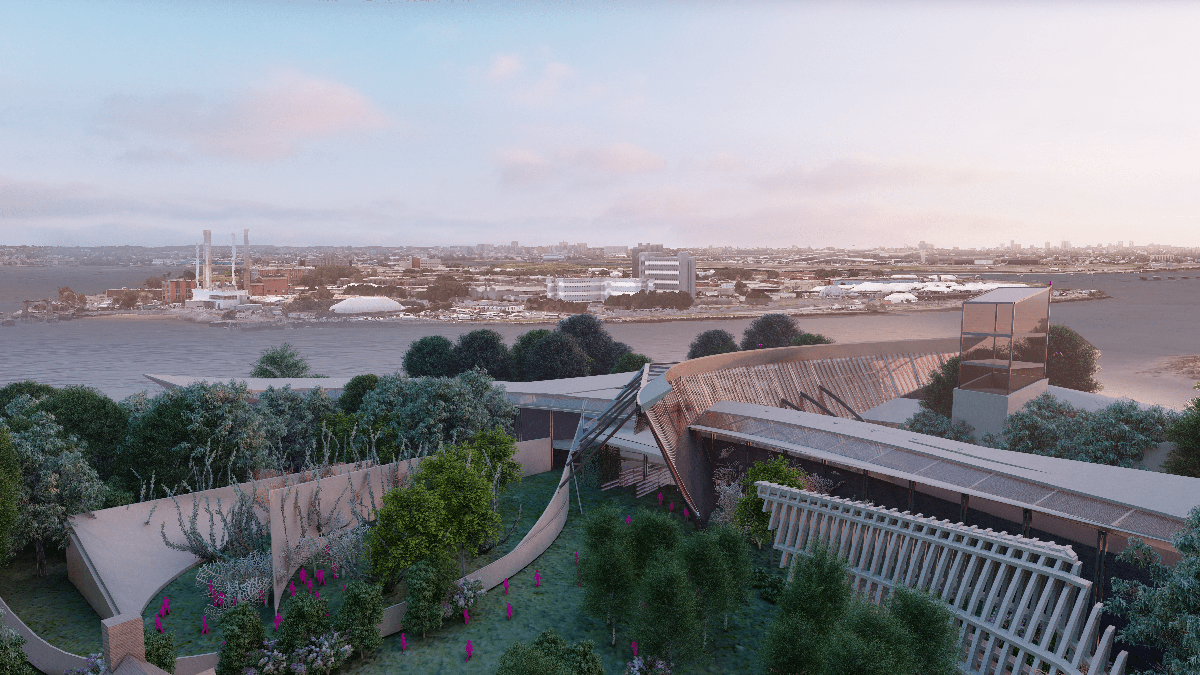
[687,330,738,359]
[402,554,456,638]
[919,357,959,418]
[275,592,331,655]
[902,408,975,443]
[144,628,177,673]
[790,332,834,346]
[495,629,604,675]
[215,603,264,675]
[1165,395,1200,477]
[332,580,384,660]
[759,574,786,604]
[0,617,33,675]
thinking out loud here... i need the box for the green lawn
[0,546,102,656]
[337,476,785,675]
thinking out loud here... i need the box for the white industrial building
[636,252,696,296]
[545,277,655,303]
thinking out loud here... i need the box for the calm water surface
[1,268,1197,408]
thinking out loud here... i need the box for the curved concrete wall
[0,594,89,675]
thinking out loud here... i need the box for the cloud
[758,158,998,194]
[489,54,522,80]
[101,75,387,161]
[498,142,666,186]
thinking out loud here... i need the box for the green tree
[919,356,960,418]
[823,603,916,675]
[778,543,851,628]
[1108,505,1200,675]
[633,553,703,667]
[417,443,500,576]
[759,611,826,675]
[338,374,379,415]
[901,408,975,443]
[5,403,104,576]
[509,329,553,381]
[494,629,605,675]
[709,525,752,631]
[215,602,264,675]
[1046,325,1102,392]
[357,370,516,457]
[419,275,469,303]
[520,332,593,381]
[887,587,959,675]
[35,386,128,480]
[461,428,523,493]
[610,352,652,374]
[116,381,271,495]
[628,508,680,574]
[679,529,734,648]
[143,628,177,674]
[0,429,21,563]
[740,313,800,350]
[579,503,636,646]
[402,335,457,378]
[790,332,835,346]
[333,580,385,660]
[250,343,316,378]
[257,386,337,473]
[276,592,331,654]
[0,382,56,415]
[366,481,448,586]
[557,314,632,375]
[687,329,738,360]
[735,456,806,548]
[401,554,456,638]
[1165,392,1200,477]
[452,329,511,380]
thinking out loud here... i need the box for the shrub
[0,614,33,675]
[901,408,975,443]
[495,629,604,675]
[215,603,265,675]
[633,553,702,667]
[1108,505,1200,675]
[740,313,799,350]
[824,603,916,675]
[735,456,806,548]
[1046,325,1101,392]
[0,429,19,563]
[580,503,636,646]
[992,394,1173,467]
[919,356,959,418]
[144,628,177,673]
[778,543,851,628]
[509,329,553,381]
[332,581,385,660]
[338,374,378,415]
[519,332,593,381]
[686,329,738,359]
[611,352,653,374]
[759,611,825,675]
[250,343,316,378]
[402,335,456,378]
[275,592,331,655]
[790,332,834,346]
[0,381,56,416]
[402,554,456,638]
[628,508,680,574]
[35,385,128,479]
[1165,395,1200,477]
[887,587,959,675]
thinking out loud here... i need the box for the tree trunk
[35,538,47,578]
[612,621,616,647]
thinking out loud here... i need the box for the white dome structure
[330,296,405,314]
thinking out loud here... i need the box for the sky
[2,0,1200,249]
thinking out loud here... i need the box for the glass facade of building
[959,286,1051,395]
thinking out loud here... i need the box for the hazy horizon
[4,1,1200,249]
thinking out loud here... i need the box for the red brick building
[161,279,197,304]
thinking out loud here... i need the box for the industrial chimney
[203,230,212,289]
[231,234,237,288]
[243,229,251,291]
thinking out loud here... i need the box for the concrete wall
[67,535,118,619]
[513,438,552,477]
[0,594,89,675]
[952,378,1047,439]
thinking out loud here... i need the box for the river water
[1,267,1197,408]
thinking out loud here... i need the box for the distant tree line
[685,313,834,360]
[603,290,694,310]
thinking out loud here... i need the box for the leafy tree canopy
[1165,395,1200,477]
[250,343,317,378]
[740,313,800,350]
[357,369,516,458]
[452,329,511,380]
[402,335,456,378]
[495,629,605,675]
[33,386,128,479]
[1047,324,1102,392]
[509,329,553,382]
[520,332,592,381]
[735,456,807,548]
[687,329,739,360]
[257,386,338,473]
[0,381,57,414]
[557,314,631,375]
[610,352,652,375]
[919,356,960,418]
[0,428,21,564]
[790,332,835,346]
[338,374,379,415]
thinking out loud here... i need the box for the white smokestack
[203,230,212,289]
[231,233,237,288]
[195,244,200,288]
[243,229,251,291]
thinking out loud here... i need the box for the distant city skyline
[3,1,1200,248]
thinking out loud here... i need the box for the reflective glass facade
[959,286,1051,394]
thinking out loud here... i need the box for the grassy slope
[0,547,103,656]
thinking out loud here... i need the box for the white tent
[884,292,918,304]
[330,297,404,314]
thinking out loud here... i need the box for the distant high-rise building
[1117,241,1124,249]
[1045,241,1052,251]
[1062,240,1071,250]
[630,243,666,277]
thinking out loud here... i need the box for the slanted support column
[959,493,970,525]
[861,470,869,502]
[1022,508,1033,537]
[102,614,145,672]
[907,480,915,513]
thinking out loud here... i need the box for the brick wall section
[102,614,145,671]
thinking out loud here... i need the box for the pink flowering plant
[441,578,485,618]
[251,630,351,675]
